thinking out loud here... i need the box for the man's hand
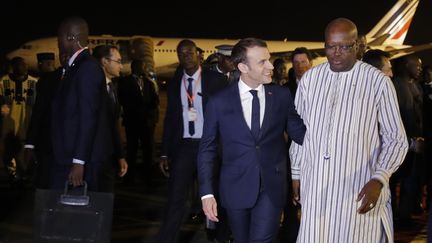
[356,179,383,214]
[118,158,128,177]
[414,137,425,153]
[68,164,84,187]
[292,179,300,206]
[159,156,170,177]
[202,197,219,222]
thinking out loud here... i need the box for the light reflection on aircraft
[6,0,430,80]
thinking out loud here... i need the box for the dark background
[1,0,431,66]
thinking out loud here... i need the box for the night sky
[1,0,431,65]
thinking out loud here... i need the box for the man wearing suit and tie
[157,39,228,243]
[50,17,113,191]
[92,45,128,192]
[198,38,306,243]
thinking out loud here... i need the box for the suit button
[256,146,260,149]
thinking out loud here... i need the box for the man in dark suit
[24,68,61,189]
[25,52,65,189]
[117,59,158,186]
[156,39,228,243]
[50,17,113,191]
[287,47,313,99]
[198,38,306,243]
[92,44,128,192]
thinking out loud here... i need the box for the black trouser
[156,139,199,243]
[124,122,155,184]
[33,150,54,189]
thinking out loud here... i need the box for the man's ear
[238,63,248,73]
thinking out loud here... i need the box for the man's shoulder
[26,75,38,83]
[266,83,291,92]
[211,82,236,99]
[358,61,391,86]
[202,69,226,81]
[0,74,10,82]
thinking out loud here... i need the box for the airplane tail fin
[366,0,419,46]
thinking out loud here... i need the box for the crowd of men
[0,16,432,243]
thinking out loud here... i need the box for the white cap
[215,44,233,56]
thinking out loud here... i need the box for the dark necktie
[250,90,260,140]
[107,82,116,106]
[187,77,195,136]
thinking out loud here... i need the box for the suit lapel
[229,83,257,140]
[258,84,274,140]
[201,70,208,109]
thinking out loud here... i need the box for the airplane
[6,0,431,81]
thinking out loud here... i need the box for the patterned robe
[290,61,408,243]
[0,74,37,140]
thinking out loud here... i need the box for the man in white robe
[290,18,408,243]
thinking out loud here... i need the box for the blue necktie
[187,77,195,136]
[250,90,260,139]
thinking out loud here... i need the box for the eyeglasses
[106,58,122,64]
[324,43,356,53]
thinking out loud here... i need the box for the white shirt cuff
[24,144,35,149]
[201,194,214,200]
[72,158,85,165]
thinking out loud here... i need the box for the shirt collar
[183,66,201,81]
[238,78,264,96]
[68,47,88,67]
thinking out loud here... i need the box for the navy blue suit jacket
[198,83,306,209]
[161,68,227,157]
[51,50,113,184]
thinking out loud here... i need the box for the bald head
[325,18,357,41]
[324,18,359,72]
[58,17,89,58]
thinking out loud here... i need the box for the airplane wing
[386,43,432,59]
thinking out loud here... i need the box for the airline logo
[367,0,419,45]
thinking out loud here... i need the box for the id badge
[188,107,198,121]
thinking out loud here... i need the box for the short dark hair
[362,49,390,70]
[291,47,312,62]
[231,38,267,68]
[92,45,118,61]
[273,58,286,69]
[176,39,197,52]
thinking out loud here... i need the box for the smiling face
[238,46,274,88]
[325,18,358,72]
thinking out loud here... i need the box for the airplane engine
[129,37,155,74]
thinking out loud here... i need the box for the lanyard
[183,73,201,106]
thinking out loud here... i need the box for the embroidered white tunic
[290,61,408,243]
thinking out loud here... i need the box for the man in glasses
[92,45,128,192]
[290,18,408,242]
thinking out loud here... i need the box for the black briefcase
[33,181,114,243]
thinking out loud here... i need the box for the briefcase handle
[60,181,90,206]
